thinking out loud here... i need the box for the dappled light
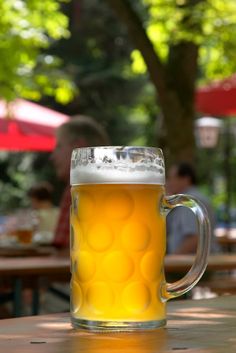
[38,321,71,331]
[170,307,235,319]
[0,296,235,352]
[68,329,168,353]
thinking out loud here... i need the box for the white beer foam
[70,147,165,185]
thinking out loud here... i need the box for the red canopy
[196,74,236,116]
[0,99,69,151]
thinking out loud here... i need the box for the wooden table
[1,254,236,317]
[0,244,56,257]
[0,255,70,317]
[215,227,236,252]
[0,255,70,277]
[217,236,236,252]
[165,254,236,273]
[0,295,235,353]
[1,253,235,277]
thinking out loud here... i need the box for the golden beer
[16,228,33,244]
[71,184,166,324]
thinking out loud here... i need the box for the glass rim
[70,146,165,185]
[72,145,162,153]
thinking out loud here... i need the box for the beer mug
[70,147,210,331]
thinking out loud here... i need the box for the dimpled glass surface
[70,184,166,323]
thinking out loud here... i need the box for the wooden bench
[198,275,236,295]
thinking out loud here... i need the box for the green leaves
[198,0,236,80]
[131,0,236,80]
[0,0,74,103]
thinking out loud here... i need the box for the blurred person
[38,116,110,314]
[166,162,217,254]
[28,181,55,210]
[51,115,110,249]
[28,181,59,243]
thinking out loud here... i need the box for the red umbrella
[0,99,69,151]
[196,74,236,116]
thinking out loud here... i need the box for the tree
[0,0,150,211]
[105,0,236,162]
[0,0,75,103]
[0,0,76,211]
[48,0,151,145]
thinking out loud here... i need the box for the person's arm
[173,207,198,254]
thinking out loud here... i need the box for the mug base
[71,317,166,332]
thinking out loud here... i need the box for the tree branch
[105,0,166,97]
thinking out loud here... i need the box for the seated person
[166,162,218,254]
[51,115,110,249]
[39,116,110,314]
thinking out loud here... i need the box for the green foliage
[49,0,152,145]
[0,0,151,211]
[0,0,75,103]
[199,0,236,80]
[0,152,62,212]
[0,153,35,211]
[132,0,236,81]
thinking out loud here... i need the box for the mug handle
[161,194,211,301]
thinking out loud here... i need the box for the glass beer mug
[70,147,210,331]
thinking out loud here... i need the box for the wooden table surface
[0,244,56,258]
[165,253,236,273]
[215,228,236,251]
[0,255,70,277]
[0,253,236,277]
[0,295,235,353]
[0,253,70,317]
[217,236,236,245]
[0,253,235,317]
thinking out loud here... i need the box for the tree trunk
[160,41,198,164]
[160,92,196,164]
[106,0,199,163]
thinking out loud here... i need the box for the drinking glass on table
[17,210,38,244]
[5,210,36,245]
[70,146,210,331]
